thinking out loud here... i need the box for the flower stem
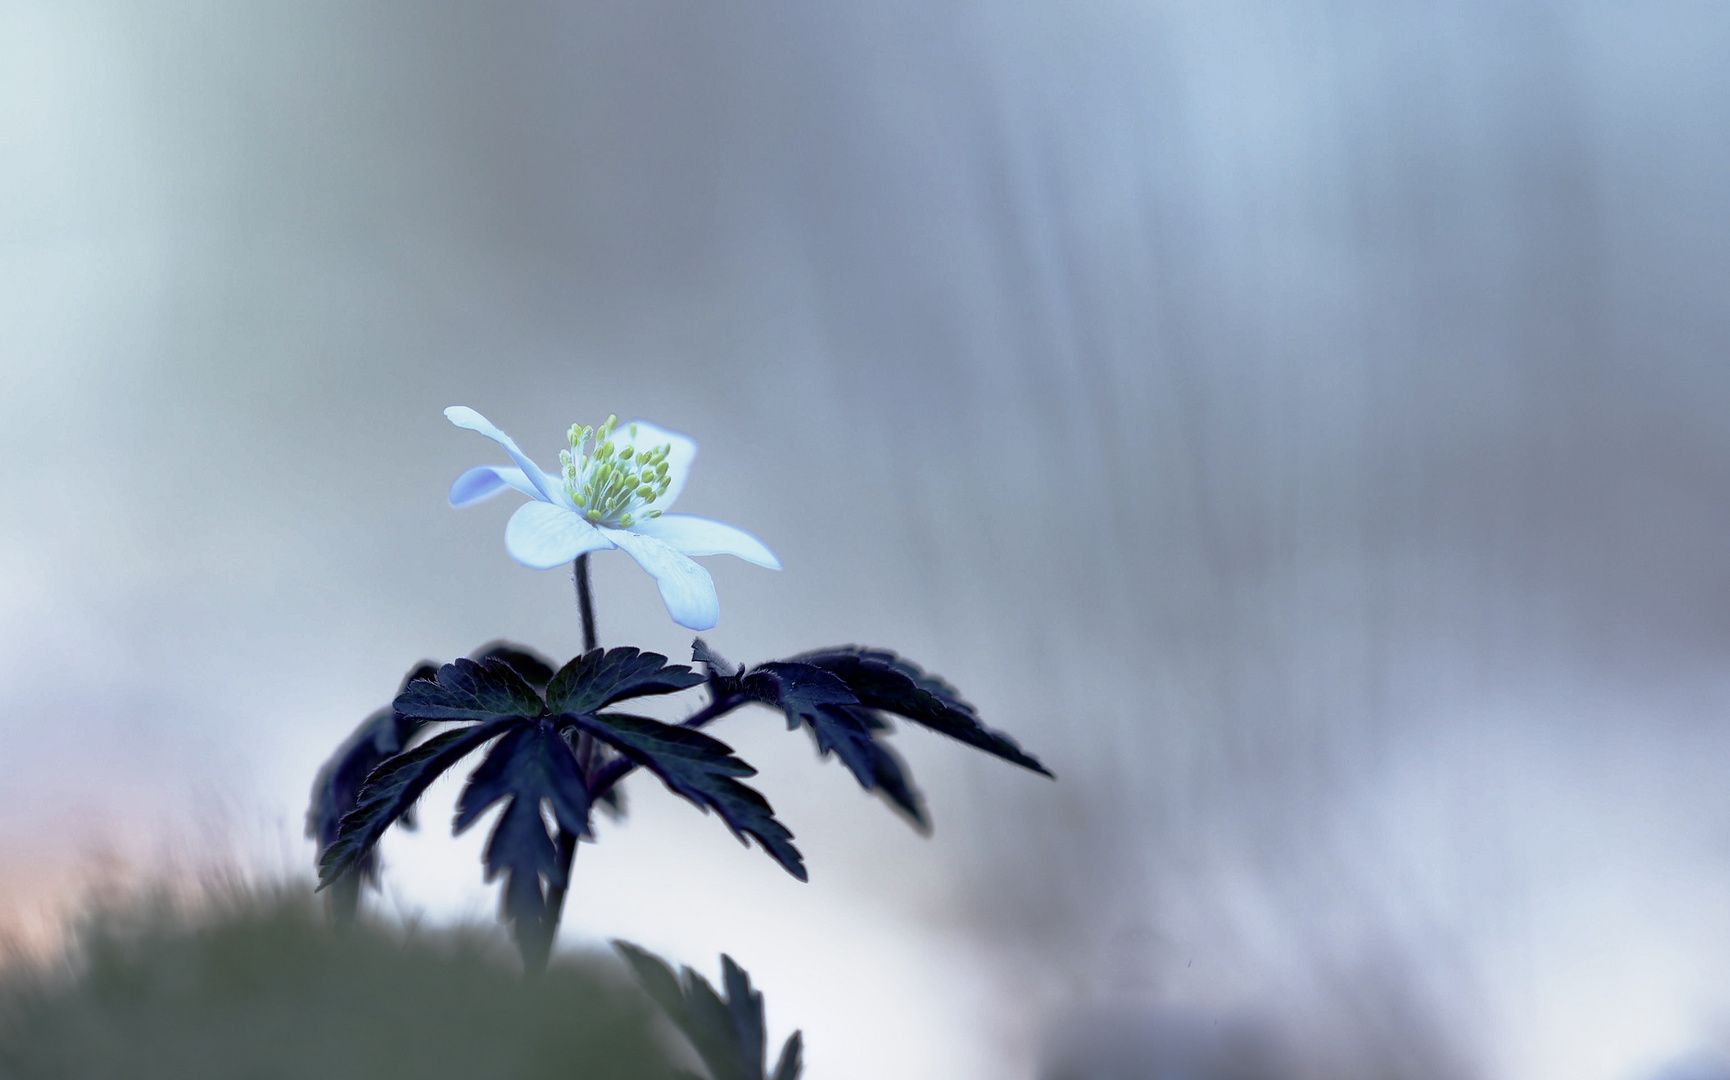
[530,555,598,976]
[572,553,597,654]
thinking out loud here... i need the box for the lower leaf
[317,718,517,889]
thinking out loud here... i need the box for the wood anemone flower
[445,406,779,630]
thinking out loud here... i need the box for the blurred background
[4,2,1730,1078]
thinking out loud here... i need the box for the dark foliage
[306,661,438,898]
[396,656,548,721]
[310,635,1043,1002]
[472,641,558,690]
[318,648,799,948]
[307,644,561,918]
[790,646,1052,776]
[614,942,803,1080]
[547,647,705,716]
[740,660,930,828]
[566,713,805,882]
[0,885,681,1080]
[691,638,744,691]
[722,644,1051,829]
[456,722,593,933]
[815,705,928,829]
[317,720,517,888]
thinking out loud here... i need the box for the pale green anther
[538,416,687,527]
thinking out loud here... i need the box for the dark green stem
[529,554,598,976]
[573,552,597,653]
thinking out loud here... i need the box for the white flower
[444,406,779,631]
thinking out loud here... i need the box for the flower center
[559,414,672,528]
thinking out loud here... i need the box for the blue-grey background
[4,3,1730,1078]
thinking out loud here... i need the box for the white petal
[603,528,719,630]
[614,419,697,512]
[444,406,563,504]
[449,465,540,507]
[505,502,615,569]
[631,514,781,569]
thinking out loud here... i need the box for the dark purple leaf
[546,648,704,717]
[791,647,1051,776]
[316,718,517,889]
[615,942,802,1080]
[740,662,929,829]
[570,713,804,881]
[470,641,557,690]
[395,658,546,722]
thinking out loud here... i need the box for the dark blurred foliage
[616,941,802,1080]
[0,882,679,1080]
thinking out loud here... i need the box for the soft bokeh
[5,3,1730,1078]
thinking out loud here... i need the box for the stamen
[560,414,674,528]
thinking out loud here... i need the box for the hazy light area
[4,3,1730,1078]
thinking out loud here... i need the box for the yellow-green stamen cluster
[559,415,673,528]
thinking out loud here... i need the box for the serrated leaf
[692,637,742,679]
[614,943,799,1080]
[546,647,705,717]
[571,713,805,881]
[455,722,592,838]
[595,753,628,821]
[306,661,437,868]
[720,955,766,1079]
[740,662,929,828]
[770,1032,803,1080]
[743,662,858,731]
[317,718,516,888]
[451,721,593,932]
[470,641,557,690]
[792,647,1052,776]
[817,706,929,829]
[490,793,561,932]
[395,657,546,722]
